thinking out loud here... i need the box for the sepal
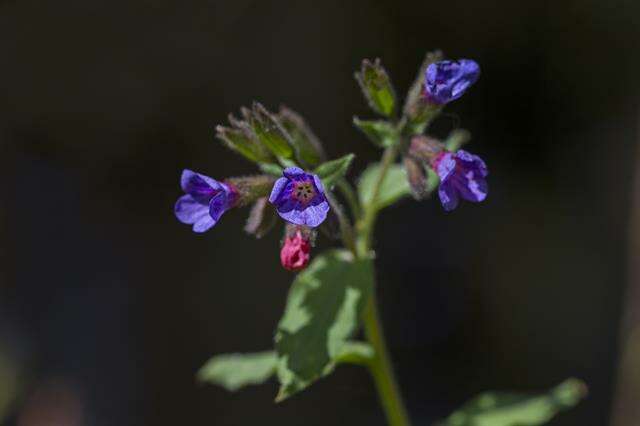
[403,50,444,134]
[225,174,276,207]
[249,102,295,161]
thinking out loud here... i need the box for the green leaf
[279,106,326,168]
[437,378,588,426]
[258,162,284,176]
[215,124,274,163]
[197,351,277,392]
[353,117,398,148]
[358,162,411,210]
[355,58,397,118]
[335,341,374,365]
[314,154,355,189]
[250,103,294,160]
[274,250,374,401]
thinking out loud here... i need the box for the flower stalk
[363,294,411,426]
[352,139,410,426]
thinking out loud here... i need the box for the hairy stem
[363,294,411,426]
[326,191,357,255]
[356,143,401,255]
[352,141,410,426]
[336,177,361,219]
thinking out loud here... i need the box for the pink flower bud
[280,230,311,271]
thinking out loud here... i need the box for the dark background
[1,0,638,425]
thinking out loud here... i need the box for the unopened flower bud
[278,106,326,168]
[408,135,444,163]
[280,225,315,271]
[355,58,397,118]
[403,156,429,200]
[216,113,274,164]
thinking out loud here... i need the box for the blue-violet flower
[424,59,480,105]
[434,150,488,211]
[175,169,237,233]
[269,167,330,227]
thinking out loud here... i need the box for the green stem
[352,142,410,426]
[336,177,361,219]
[356,143,401,255]
[326,191,357,255]
[363,294,411,426]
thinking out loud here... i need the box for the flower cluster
[399,56,488,211]
[175,53,489,271]
[174,166,328,223]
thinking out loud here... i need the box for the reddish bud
[408,135,444,163]
[403,156,429,200]
[280,230,311,271]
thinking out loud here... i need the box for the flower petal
[456,149,488,174]
[180,169,222,203]
[438,182,459,211]
[312,174,326,195]
[175,194,216,232]
[209,190,230,223]
[269,177,290,203]
[283,167,305,179]
[278,199,329,227]
[457,171,488,202]
[436,152,456,182]
[192,215,216,233]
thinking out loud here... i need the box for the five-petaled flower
[424,59,480,105]
[269,167,330,227]
[433,150,488,211]
[174,169,237,233]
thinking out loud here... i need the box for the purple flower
[424,59,480,105]
[268,167,330,227]
[174,169,237,233]
[434,150,488,211]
